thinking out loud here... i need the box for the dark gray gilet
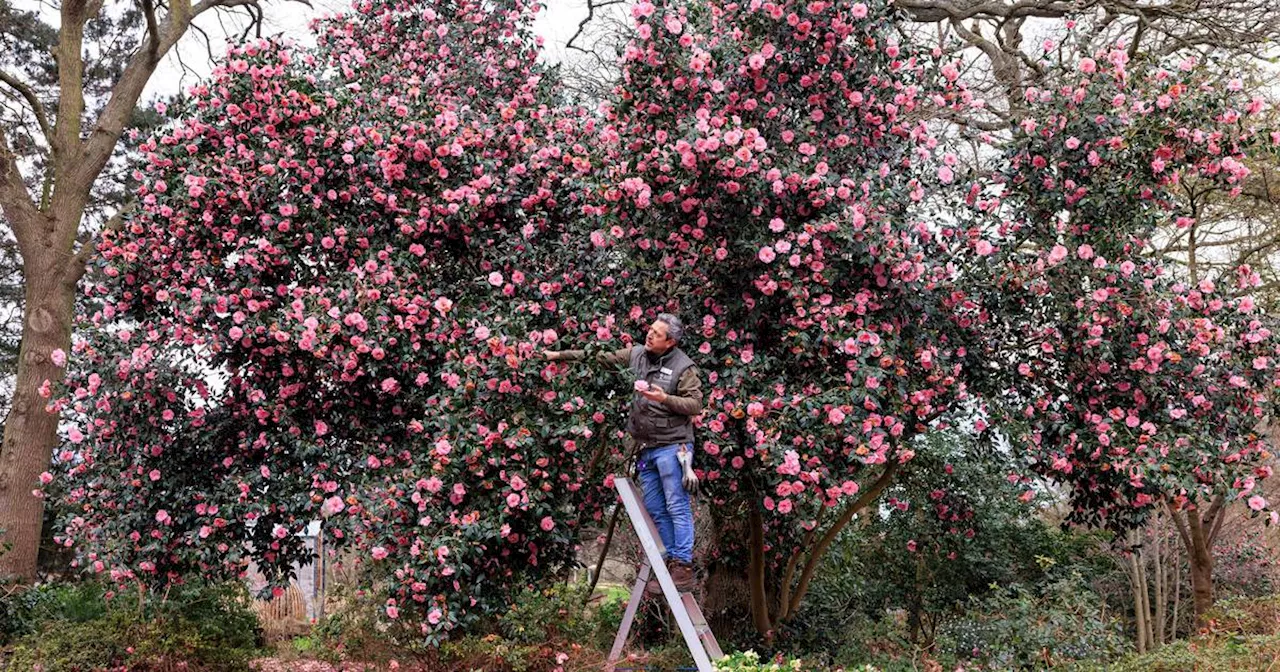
[626,345,696,447]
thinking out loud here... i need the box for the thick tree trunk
[703,500,753,638]
[1187,545,1214,623]
[1167,497,1225,626]
[0,247,76,581]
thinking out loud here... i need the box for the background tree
[953,49,1280,621]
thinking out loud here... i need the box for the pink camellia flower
[487,271,504,286]
[540,516,555,531]
[1049,243,1070,264]
[827,407,846,424]
[315,420,329,436]
[50,349,66,367]
[974,240,994,256]
[634,379,650,392]
[322,496,345,516]
[371,546,389,560]
[1079,57,1097,74]
[758,246,776,263]
[428,608,443,625]
[433,297,453,313]
[273,524,288,539]
[1249,495,1268,511]
[386,605,399,619]
[850,2,868,18]
[38,472,53,485]
[155,510,171,525]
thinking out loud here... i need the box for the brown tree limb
[747,502,773,636]
[140,0,161,58]
[784,460,901,620]
[0,71,53,146]
[0,126,40,254]
[776,507,824,623]
[1166,500,1193,552]
[1205,494,1227,547]
[895,0,1088,23]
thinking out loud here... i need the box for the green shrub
[939,571,1127,668]
[1,582,109,644]
[499,582,595,645]
[311,582,400,664]
[714,650,880,672]
[3,580,261,672]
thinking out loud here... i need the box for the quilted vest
[626,345,696,446]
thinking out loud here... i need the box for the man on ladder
[545,312,704,595]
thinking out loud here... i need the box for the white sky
[140,0,613,102]
[10,0,620,103]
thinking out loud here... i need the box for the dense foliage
[43,0,1280,643]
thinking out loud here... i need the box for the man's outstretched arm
[545,347,631,366]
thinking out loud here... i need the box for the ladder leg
[614,476,723,672]
[608,563,651,665]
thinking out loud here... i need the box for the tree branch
[566,0,625,54]
[784,460,901,620]
[0,125,41,251]
[140,0,161,58]
[895,0,1087,24]
[0,71,53,146]
[1165,499,1193,554]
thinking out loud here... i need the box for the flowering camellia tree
[52,0,973,639]
[47,0,1280,643]
[49,0,635,639]
[569,0,972,635]
[951,48,1280,619]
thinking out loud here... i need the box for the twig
[567,0,625,54]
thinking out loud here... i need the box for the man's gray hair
[657,313,685,342]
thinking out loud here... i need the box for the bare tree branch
[0,71,53,147]
[566,0,624,54]
[0,125,40,251]
[140,0,161,58]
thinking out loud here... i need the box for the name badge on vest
[657,367,673,385]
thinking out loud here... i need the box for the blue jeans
[637,443,694,564]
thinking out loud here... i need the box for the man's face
[644,320,676,354]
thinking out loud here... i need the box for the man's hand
[544,350,559,361]
[639,387,668,404]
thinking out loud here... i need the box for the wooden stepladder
[607,476,723,672]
